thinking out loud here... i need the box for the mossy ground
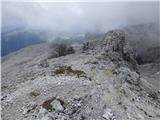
[54,66,86,77]
[1,85,8,90]
[29,91,40,97]
[42,97,56,111]
[42,97,66,111]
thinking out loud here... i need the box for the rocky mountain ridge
[1,30,160,120]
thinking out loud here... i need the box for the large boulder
[50,99,64,112]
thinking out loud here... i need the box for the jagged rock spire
[104,30,125,53]
[103,30,138,70]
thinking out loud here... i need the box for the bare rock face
[104,30,138,70]
[114,67,140,89]
[82,30,138,70]
[104,30,125,53]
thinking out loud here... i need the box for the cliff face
[1,30,160,120]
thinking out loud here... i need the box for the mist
[2,1,159,33]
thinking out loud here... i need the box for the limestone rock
[105,30,125,53]
[39,60,49,68]
[51,100,64,112]
[102,108,116,120]
[37,108,53,120]
[104,30,137,70]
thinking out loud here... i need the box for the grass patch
[42,97,66,111]
[54,66,86,77]
[30,91,40,97]
[1,85,8,90]
[42,97,56,111]
[56,98,66,106]
[54,66,67,74]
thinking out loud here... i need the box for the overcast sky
[2,1,159,33]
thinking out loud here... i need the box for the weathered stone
[37,108,48,120]
[105,30,125,52]
[22,102,37,115]
[50,100,64,112]
[116,67,140,86]
[39,60,49,68]
[81,29,138,71]
[73,95,81,101]
[102,108,116,120]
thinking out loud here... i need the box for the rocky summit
[1,30,160,120]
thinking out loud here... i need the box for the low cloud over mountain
[2,1,159,33]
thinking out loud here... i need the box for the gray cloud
[2,1,159,33]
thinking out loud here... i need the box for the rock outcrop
[104,30,137,70]
[82,30,138,70]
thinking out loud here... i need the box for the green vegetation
[42,97,66,111]
[54,66,86,77]
[56,98,66,106]
[1,85,8,90]
[49,44,75,59]
[29,91,40,97]
[42,97,56,111]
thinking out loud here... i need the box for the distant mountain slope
[1,28,86,56]
[124,23,160,54]
[1,31,44,56]
[124,23,160,64]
